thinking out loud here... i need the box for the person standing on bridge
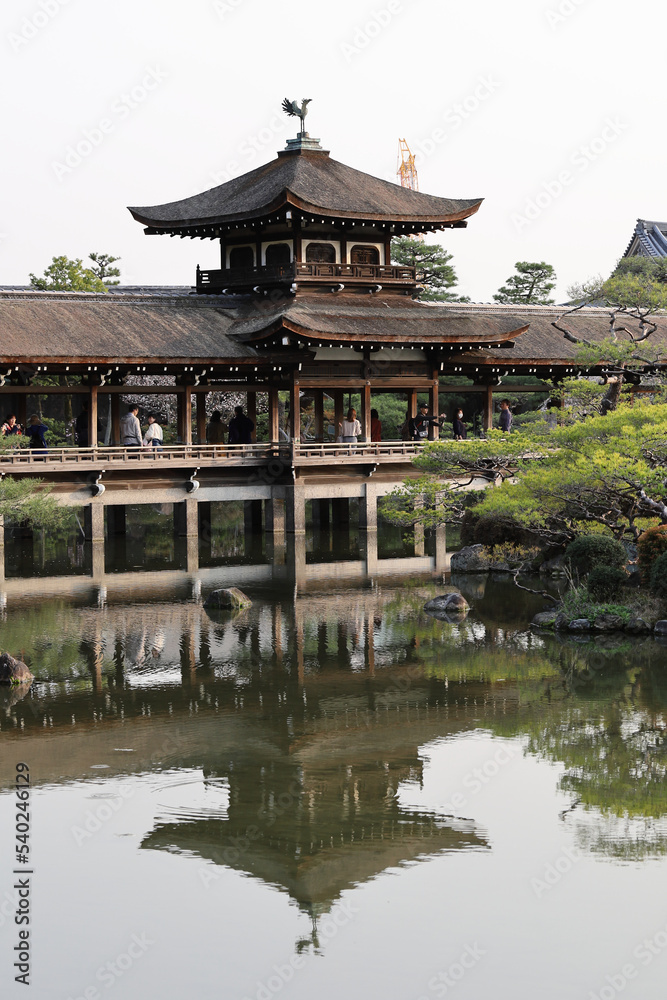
[120,404,142,448]
[27,414,48,454]
[411,402,445,442]
[228,406,254,445]
[499,399,513,433]
[142,414,164,450]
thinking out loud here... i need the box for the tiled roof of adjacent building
[623,219,667,258]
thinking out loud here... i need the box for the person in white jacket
[339,407,362,443]
[142,414,163,450]
[120,405,142,447]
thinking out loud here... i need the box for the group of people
[1,413,50,452]
[452,399,513,439]
[206,406,255,445]
[334,400,514,445]
[119,406,164,448]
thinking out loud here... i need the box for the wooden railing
[196,262,416,292]
[0,440,423,469]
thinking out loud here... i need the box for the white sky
[0,0,661,302]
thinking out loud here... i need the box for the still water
[2,565,667,1000]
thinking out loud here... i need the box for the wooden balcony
[196,262,417,294]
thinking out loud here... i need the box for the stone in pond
[569,619,591,631]
[424,593,470,613]
[654,620,667,636]
[591,615,625,632]
[624,617,652,635]
[204,588,252,610]
[0,652,34,685]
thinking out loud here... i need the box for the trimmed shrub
[587,565,627,602]
[649,551,667,598]
[637,525,667,582]
[564,535,626,578]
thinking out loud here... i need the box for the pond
[2,568,667,1000]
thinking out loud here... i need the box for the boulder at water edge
[449,545,490,573]
[204,588,252,610]
[0,652,34,685]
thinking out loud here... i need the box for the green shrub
[564,535,626,577]
[649,551,667,598]
[587,565,627,602]
[637,525,667,581]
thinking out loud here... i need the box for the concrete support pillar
[111,394,121,446]
[331,497,350,527]
[84,503,105,542]
[107,505,126,536]
[359,482,378,530]
[361,383,371,442]
[196,393,207,444]
[244,499,263,536]
[434,522,447,573]
[361,529,378,576]
[91,541,105,580]
[246,392,257,443]
[285,483,306,534]
[88,384,98,448]
[268,388,280,445]
[265,496,285,536]
[313,389,324,442]
[174,498,198,537]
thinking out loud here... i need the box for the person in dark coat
[75,400,104,447]
[228,406,254,445]
[370,408,382,442]
[452,408,467,440]
[410,403,445,442]
[27,414,48,453]
[499,399,513,433]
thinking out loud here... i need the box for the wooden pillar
[246,391,257,442]
[111,394,121,446]
[408,389,418,420]
[361,383,371,442]
[268,389,280,445]
[16,395,27,436]
[88,384,98,448]
[429,375,440,440]
[196,392,207,444]
[313,389,324,442]
[289,381,301,443]
[183,385,192,445]
[333,390,344,440]
[483,384,494,432]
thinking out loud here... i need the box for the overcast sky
[0,0,659,302]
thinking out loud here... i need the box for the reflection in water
[2,577,667,909]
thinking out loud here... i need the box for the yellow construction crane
[397,138,419,191]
